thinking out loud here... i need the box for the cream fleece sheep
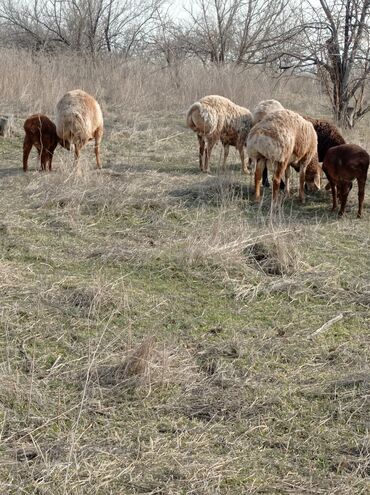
[250,99,285,178]
[186,95,253,173]
[246,109,321,204]
[56,89,104,169]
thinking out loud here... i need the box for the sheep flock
[22,91,368,218]
[186,95,368,217]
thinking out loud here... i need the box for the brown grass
[0,49,370,495]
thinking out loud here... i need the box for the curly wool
[186,95,253,148]
[252,99,284,125]
[56,89,103,147]
[302,116,345,162]
[247,109,317,167]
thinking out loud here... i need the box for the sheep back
[247,109,317,167]
[186,95,252,145]
[252,99,284,125]
[56,89,103,146]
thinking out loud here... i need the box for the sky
[167,0,192,20]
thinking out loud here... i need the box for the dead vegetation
[0,53,369,495]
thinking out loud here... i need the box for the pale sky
[167,0,192,20]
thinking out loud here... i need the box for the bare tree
[0,0,164,55]
[274,0,370,128]
[180,0,292,65]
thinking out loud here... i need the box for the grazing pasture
[0,51,370,494]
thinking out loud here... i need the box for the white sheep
[246,109,321,204]
[186,95,253,174]
[56,89,104,169]
[249,100,285,182]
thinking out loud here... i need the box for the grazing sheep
[323,144,369,218]
[251,99,285,186]
[23,114,65,172]
[56,89,104,169]
[186,95,253,174]
[246,109,321,204]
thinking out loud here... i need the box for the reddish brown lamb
[23,114,64,172]
[323,144,369,218]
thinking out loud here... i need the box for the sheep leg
[272,161,286,204]
[222,144,229,171]
[235,136,247,173]
[203,137,216,173]
[329,181,337,211]
[40,149,49,172]
[338,183,350,217]
[248,157,256,173]
[299,165,307,203]
[74,145,82,175]
[48,143,57,172]
[357,177,366,218]
[238,145,248,175]
[198,134,205,171]
[254,159,264,202]
[23,137,32,172]
[94,128,103,169]
[284,165,291,197]
[262,166,269,187]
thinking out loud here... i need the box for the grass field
[0,57,370,494]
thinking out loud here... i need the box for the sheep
[323,144,369,218]
[56,89,104,169]
[246,109,321,204]
[251,99,285,186]
[186,95,253,174]
[23,114,66,172]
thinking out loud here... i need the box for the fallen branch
[308,313,344,339]
[155,131,185,143]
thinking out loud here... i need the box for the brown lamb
[23,114,65,172]
[323,144,369,218]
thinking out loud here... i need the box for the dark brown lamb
[323,144,369,218]
[23,114,63,172]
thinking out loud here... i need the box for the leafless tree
[274,0,370,128]
[0,0,164,55]
[180,0,292,65]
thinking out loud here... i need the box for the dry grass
[0,50,370,494]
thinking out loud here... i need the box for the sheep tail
[186,102,201,130]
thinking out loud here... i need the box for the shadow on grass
[0,166,23,177]
[105,159,201,177]
[169,176,253,207]
[168,173,334,222]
